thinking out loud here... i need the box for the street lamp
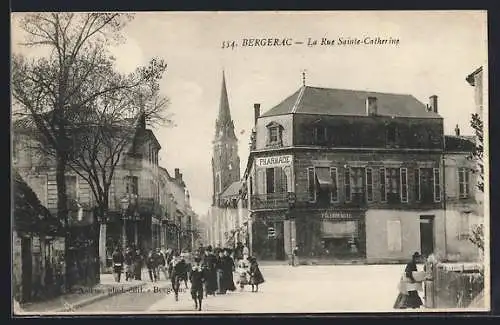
[120,196,130,251]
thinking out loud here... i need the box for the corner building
[245,85,446,263]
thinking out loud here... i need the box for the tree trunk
[98,197,110,274]
[55,153,70,291]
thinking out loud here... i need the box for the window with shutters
[125,176,139,195]
[386,168,400,203]
[330,167,339,202]
[433,168,441,202]
[458,168,470,199]
[350,167,365,203]
[400,168,408,203]
[419,168,434,203]
[415,169,421,201]
[379,168,387,202]
[366,168,373,202]
[266,168,275,194]
[266,122,283,146]
[344,168,351,202]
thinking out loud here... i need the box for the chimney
[174,168,180,180]
[429,95,438,113]
[455,124,460,136]
[254,103,261,126]
[366,96,378,116]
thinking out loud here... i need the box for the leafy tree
[11,13,169,286]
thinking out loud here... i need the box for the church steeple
[211,70,240,206]
[215,70,236,140]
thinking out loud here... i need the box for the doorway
[420,215,434,258]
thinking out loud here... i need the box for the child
[236,255,250,291]
[189,256,205,311]
[248,256,265,292]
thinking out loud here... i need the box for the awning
[315,167,333,190]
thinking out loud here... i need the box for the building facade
[13,114,164,272]
[244,85,447,263]
[443,130,482,262]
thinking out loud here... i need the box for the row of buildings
[12,113,200,302]
[205,67,485,264]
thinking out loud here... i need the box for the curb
[52,282,147,313]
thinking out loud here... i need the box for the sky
[11,11,488,216]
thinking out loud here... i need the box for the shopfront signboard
[256,155,293,168]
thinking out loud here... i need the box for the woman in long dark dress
[394,252,424,309]
[248,256,265,292]
[202,246,218,297]
[221,249,236,292]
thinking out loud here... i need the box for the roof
[220,181,243,199]
[444,135,475,153]
[260,86,441,119]
[466,66,483,86]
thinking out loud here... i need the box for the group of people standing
[187,243,264,311]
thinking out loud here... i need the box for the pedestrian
[215,250,225,294]
[236,253,250,291]
[171,253,188,301]
[146,250,158,282]
[190,256,205,311]
[202,246,217,297]
[111,247,124,283]
[179,253,190,289]
[222,248,236,292]
[133,249,143,280]
[156,248,168,281]
[393,252,425,309]
[292,245,299,266]
[242,243,249,257]
[248,256,264,292]
[124,247,134,281]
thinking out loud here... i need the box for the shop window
[366,168,373,202]
[387,220,402,252]
[459,168,470,199]
[433,168,441,202]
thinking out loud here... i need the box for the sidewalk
[16,269,155,314]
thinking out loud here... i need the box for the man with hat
[189,256,205,311]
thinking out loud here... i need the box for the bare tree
[11,13,169,287]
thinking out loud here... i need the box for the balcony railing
[251,192,289,210]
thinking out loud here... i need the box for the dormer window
[266,121,283,146]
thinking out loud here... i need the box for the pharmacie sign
[256,155,293,168]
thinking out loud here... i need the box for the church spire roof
[218,70,232,123]
[215,70,236,140]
